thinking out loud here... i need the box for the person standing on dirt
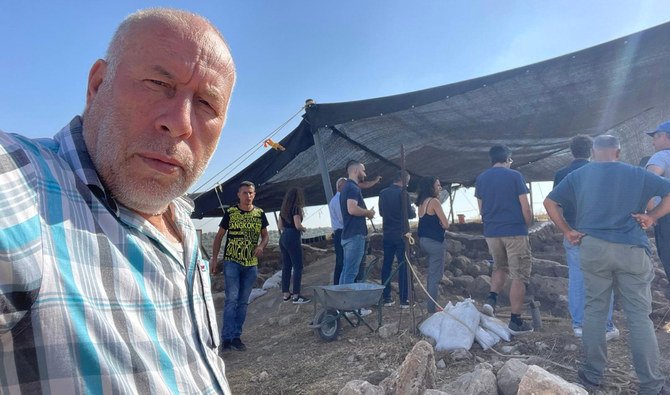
[644,121,670,298]
[279,187,310,304]
[553,135,618,340]
[329,177,348,284]
[379,170,416,307]
[416,176,450,313]
[475,145,534,334]
[212,181,269,352]
[339,160,376,285]
[545,135,670,394]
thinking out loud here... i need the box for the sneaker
[508,320,534,334]
[399,302,413,309]
[605,327,620,342]
[292,295,311,304]
[383,298,395,307]
[573,327,583,338]
[219,340,232,355]
[230,338,247,351]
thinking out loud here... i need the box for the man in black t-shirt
[212,181,269,353]
[339,160,375,285]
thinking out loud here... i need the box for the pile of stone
[339,340,587,395]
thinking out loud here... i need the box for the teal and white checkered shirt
[0,116,230,394]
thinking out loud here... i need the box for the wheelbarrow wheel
[314,309,340,341]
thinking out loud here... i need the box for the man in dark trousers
[379,170,416,307]
[553,135,618,340]
[645,121,670,298]
[545,135,670,394]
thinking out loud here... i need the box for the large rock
[451,255,472,272]
[450,275,475,293]
[467,275,493,299]
[446,239,464,255]
[439,368,497,395]
[496,359,529,395]
[531,258,568,278]
[380,340,436,395]
[339,380,384,395]
[517,365,587,395]
[528,275,569,316]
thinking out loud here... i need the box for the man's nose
[156,93,194,139]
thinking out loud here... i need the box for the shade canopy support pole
[313,126,334,202]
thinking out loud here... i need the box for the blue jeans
[333,229,343,285]
[382,236,408,302]
[221,261,257,341]
[280,228,303,295]
[654,214,670,284]
[340,234,365,284]
[420,237,446,313]
[564,238,614,331]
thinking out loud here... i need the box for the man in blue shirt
[339,160,376,285]
[379,170,416,306]
[645,121,670,298]
[553,135,617,340]
[545,135,670,394]
[475,145,533,333]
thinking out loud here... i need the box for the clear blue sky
[2,1,669,231]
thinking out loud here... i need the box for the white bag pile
[418,299,513,351]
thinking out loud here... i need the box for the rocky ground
[209,222,670,394]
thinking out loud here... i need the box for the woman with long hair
[279,187,310,304]
[416,176,450,313]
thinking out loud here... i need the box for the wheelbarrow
[308,283,385,341]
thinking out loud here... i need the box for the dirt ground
[217,253,670,395]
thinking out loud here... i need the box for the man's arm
[254,228,269,257]
[645,165,665,211]
[359,175,382,189]
[347,198,375,219]
[544,197,584,244]
[211,227,227,274]
[633,192,670,229]
[519,194,532,226]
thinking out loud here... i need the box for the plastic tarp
[193,21,670,217]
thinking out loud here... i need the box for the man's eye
[148,79,170,88]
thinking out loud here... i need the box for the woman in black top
[416,176,450,313]
[279,188,310,304]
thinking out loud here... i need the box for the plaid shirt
[0,117,230,394]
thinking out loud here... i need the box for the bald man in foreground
[0,9,235,393]
[545,135,670,394]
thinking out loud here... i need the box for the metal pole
[313,126,334,203]
[528,182,534,224]
[399,144,417,333]
[448,186,455,224]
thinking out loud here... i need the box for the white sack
[435,299,480,351]
[480,313,512,342]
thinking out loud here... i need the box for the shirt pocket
[194,258,219,349]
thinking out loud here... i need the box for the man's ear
[86,59,108,106]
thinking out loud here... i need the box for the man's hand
[210,261,218,275]
[632,212,656,230]
[253,246,265,257]
[565,229,586,245]
[366,208,376,219]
